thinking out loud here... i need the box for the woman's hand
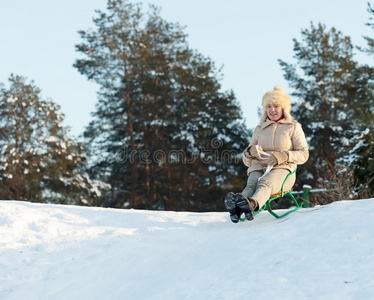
[266,151,289,166]
[249,145,263,159]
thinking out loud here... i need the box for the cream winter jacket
[243,118,309,175]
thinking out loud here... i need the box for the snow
[1,199,374,299]
[329,97,340,103]
[304,102,314,111]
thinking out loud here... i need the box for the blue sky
[1,0,372,138]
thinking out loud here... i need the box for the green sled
[240,169,302,220]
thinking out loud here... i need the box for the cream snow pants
[241,169,296,210]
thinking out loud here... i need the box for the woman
[224,86,309,223]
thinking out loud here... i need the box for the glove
[249,145,263,159]
[243,148,251,159]
[266,151,289,167]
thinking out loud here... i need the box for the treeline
[1,0,373,210]
[0,1,249,211]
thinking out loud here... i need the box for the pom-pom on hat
[261,85,292,122]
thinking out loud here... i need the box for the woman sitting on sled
[225,86,309,223]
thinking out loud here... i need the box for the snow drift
[0,199,374,299]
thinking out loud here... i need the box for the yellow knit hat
[261,86,292,122]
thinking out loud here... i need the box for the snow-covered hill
[0,199,373,300]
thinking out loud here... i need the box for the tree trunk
[125,90,138,206]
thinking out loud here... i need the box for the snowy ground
[0,199,374,300]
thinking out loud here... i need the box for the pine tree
[0,75,109,204]
[361,3,374,56]
[74,0,249,211]
[278,23,360,188]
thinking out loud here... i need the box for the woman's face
[266,103,283,121]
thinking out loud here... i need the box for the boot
[224,192,242,223]
[235,193,257,221]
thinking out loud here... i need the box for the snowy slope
[0,199,374,300]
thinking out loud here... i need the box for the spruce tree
[347,3,374,195]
